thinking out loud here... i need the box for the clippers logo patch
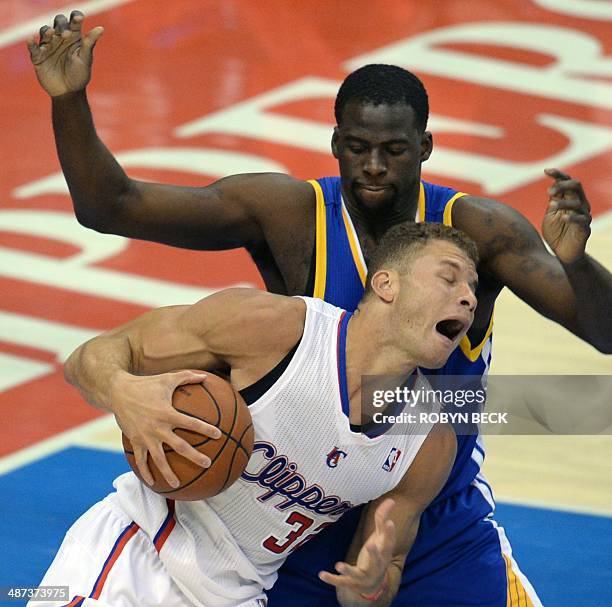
[382,448,402,472]
[326,447,348,468]
[242,442,353,516]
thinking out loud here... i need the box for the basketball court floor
[1,1,611,605]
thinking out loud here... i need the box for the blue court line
[0,447,610,606]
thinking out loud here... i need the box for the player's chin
[352,186,396,212]
[418,344,453,369]
[419,356,446,370]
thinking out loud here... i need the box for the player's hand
[542,168,592,265]
[26,11,104,97]
[109,370,221,488]
[318,499,396,600]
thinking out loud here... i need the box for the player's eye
[387,146,406,155]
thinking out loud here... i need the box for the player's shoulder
[201,288,306,348]
[209,173,316,242]
[211,172,314,208]
[298,296,347,321]
[202,287,305,317]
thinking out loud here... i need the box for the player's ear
[370,270,396,303]
[420,131,433,162]
[331,127,340,159]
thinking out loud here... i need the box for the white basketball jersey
[114,297,434,606]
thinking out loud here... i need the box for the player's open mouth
[435,318,466,343]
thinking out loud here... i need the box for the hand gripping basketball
[121,373,254,500]
[110,369,222,488]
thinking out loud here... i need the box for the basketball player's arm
[28,11,313,250]
[454,169,612,353]
[318,423,456,607]
[64,288,303,487]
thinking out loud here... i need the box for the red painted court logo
[326,447,348,468]
[382,448,402,472]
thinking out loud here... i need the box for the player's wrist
[51,88,88,103]
[107,369,136,410]
[559,251,588,269]
[358,572,388,602]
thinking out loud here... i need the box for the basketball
[122,374,254,500]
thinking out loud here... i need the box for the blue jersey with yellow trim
[307,176,493,499]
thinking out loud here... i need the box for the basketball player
[27,11,612,607]
[38,223,476,607]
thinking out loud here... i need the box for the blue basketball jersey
[307,176,494,499]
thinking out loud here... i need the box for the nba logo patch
[382,448,402,472]
[326,447,347,468]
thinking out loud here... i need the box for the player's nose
[459,283,477,313]
[363,149,387,176]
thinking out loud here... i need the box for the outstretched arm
[64,288,304,486]
[455,169,612,353]
[28,12,313,249]
[319,423,456,607]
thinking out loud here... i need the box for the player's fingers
[548,197,582,212]
[335,561,370,583]
[318,570,359,589]
[40,25,62,53]
[371,518,396,563]
[549,181,589,213]
[169,374,221,439]
[364,537,392,571]
[69,10,84,31]
[39,25,54,45]
[165,434,212,469]
[318,571,343,587]
[318,571,338,586]
[80,26,104,60]
[548,179,584,197]
[134,445,154,485]
[26,36,40,60]
[365,539,380,554]
[544,167,571,181]
[53,14,69,35]
[365,538,385,561]
[148,442,180,488]
[174,370,208,387]
[171,410,222,439]
[562,213,591,226]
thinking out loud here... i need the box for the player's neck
[344,312,417,425]
[345,310,416,384]
[343,187,419,239]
